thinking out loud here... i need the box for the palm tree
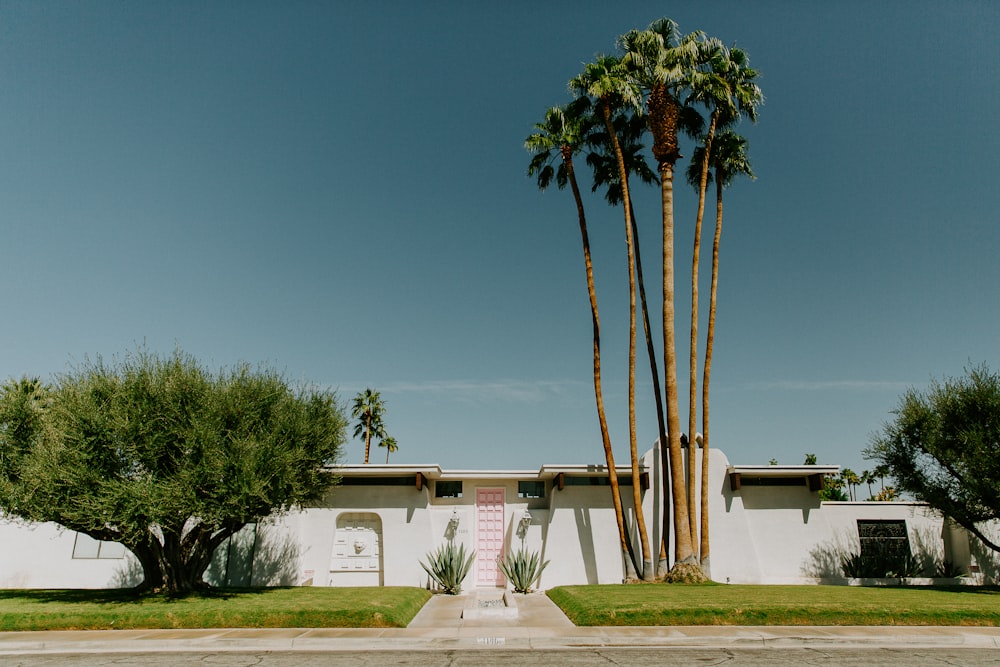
[379,436,398,464]
[687,128,755,574]
[874,463,890,491]
[585,110,671,575]
[620,17,703,568]
[571,56,652,581]
[841,468,861,501]
[678,39,763,569]
[351,388,386,464]
[525,101,641,580]
[860,470,875,500]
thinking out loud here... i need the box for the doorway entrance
[475,487,505,587]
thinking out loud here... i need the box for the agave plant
[497,548,550,594]
[935,559,967,579]
[420,542,476,594]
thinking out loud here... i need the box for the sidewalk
[1,590,998,654]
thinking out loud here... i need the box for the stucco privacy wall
[1,446,995,589]
[0,518,141,589]
[286,473,646,589]
[648,445,979,585]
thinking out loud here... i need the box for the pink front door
[475,487,505,586]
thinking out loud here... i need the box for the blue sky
[2,1,998,477]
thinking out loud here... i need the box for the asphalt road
[4,649,1000,666]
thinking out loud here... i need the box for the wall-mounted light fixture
[444,509,461,541]
[517,509,532,540]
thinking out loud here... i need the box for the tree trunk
[602,101,652,581]
[648,84,694,566]
[690,114,717,568]
[363,417,372,464]
[564,150,637,581]
[631,207,670,578]
[129,540,165,592]
[700,170,724,576]
[661,160,695,565]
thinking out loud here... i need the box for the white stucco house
[1,442,996,589]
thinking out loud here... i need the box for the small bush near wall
[840,544,924,578]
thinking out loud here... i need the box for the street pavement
[0,589,997,658]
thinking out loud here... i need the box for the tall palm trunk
[700,165,724,575]
[599,99,651,580]
[563,147,638,581]
[649,84,695,565]
[363,418,372,464]
[688,112,718,559]
[631,207,670,577]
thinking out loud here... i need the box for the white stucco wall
[0,519,141,589]
[2,448,996,589]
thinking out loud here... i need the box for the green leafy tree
[0,350,347,594]
[866,364,1000,554]
[804,453,818,465]
[351,388,386,464]
[820,476,849,502]
[379,436,398,464]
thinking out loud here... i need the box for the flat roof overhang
[726,464,840,492]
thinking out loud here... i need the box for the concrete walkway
[1,590,998,654]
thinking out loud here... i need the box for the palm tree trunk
[363,424,371,464]
[700,170,724,575]
[565,150,637,581]
[687,114,719,558]
[631,207,670,578]
[690,114,718,569]
[601,101,650,580]
[661,160,695,565]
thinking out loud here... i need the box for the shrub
[935,559,967,578]
[839,545,926,578]
[420,542,475,594]
[497,548,549,593]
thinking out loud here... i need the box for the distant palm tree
[841,468,861,501]
[873,464,891,491]
[379,436,398,464]
[352,388,386,464]
[860,470,875,500]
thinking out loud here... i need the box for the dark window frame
[435,480,463,498]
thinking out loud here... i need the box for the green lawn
[0,587,431,631]
[547,584,1000,626]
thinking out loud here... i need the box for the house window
[857,519,910,561]
[435,481,463,498]
[518,481,545,499]
[72,533,127,559]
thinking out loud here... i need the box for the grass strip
[547,584,1000,626]
[0,586,431,631]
